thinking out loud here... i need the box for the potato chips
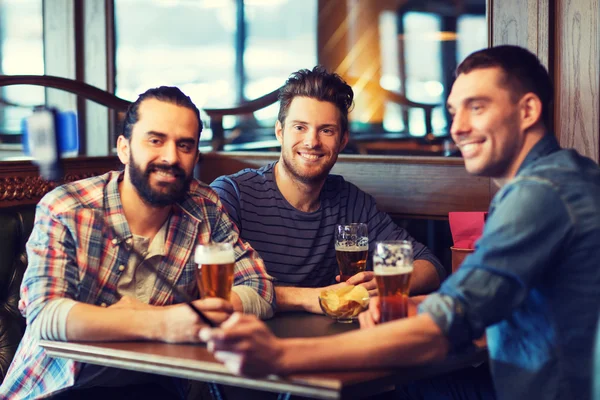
[319,285,369,319]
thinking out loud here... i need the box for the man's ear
[275,120,284,145]
[339,131,349,152]
[116,135,130,165]
[519,92,543,132]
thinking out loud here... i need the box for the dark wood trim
[487,0,493,48]
[0,75,130,112]
[105,0,118,150]
[0,156,121,207]
[203,87,280,117]
[74,0,87,156]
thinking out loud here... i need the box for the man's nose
[450,110,471,139]
[303,129,320,148]
[160,141,179,164]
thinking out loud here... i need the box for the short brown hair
[278,66,354,134]
[457,45,553,128]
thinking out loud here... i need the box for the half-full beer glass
[373,241,413,322]
[194,243,235,300]
[335,223,369,282]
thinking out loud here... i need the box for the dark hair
[122,86,203,140]
[277,66,354,134]
[456,45,553,128]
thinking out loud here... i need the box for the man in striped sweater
[212,66,445,314]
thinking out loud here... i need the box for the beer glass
[373,240,413,322]
[194,243,236,300]
[335,223,369,282]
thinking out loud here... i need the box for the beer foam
[195,249,235,265]
[373,265,413,275]
[334,245,368,252]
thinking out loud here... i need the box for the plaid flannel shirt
[0,171,274,399]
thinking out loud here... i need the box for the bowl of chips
[318,285,370,323]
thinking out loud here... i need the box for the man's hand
[200,313,284,377]
[336,271,377,297]
[358,295,425,329]
[159,298,234,343]
[358,296,381,328]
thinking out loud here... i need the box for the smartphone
[26,107,63,181]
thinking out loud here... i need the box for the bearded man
[0,86,274,400]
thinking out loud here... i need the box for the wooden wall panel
[555,0,600,162]
[198,153,492,219]
[491,0,551,70]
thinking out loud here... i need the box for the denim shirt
[420,135,600,400]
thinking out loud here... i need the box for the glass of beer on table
[335,223,369,282]
[373,240,413,322]
[194,243,235,300]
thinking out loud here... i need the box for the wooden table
[40,312,487,399]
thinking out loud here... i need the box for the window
[114,0,317,144]
[114,0,485,154]
[243,0,317,123]
[394,8,487,137]
[0,0,44,147]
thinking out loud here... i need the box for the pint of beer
[194,243,236,300]
[335,223,369,282]
[373,241,413,322]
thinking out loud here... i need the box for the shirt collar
[104,171,132,244]
[516,134,561,176]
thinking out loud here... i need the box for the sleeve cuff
[231,285,274,319]
[418,293,473,350]
[32,298,78,341]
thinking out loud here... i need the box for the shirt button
[118,264,125,272]
[100,302,107,308]
[112,238,118,245]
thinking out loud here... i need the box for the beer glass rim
[336,223,368,229]
[373,240,413,273]
[375,240,411,247]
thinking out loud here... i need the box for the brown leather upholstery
[0,206,35,383]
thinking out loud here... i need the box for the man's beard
[128,153,191,207]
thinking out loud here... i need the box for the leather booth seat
[0,205,35,383]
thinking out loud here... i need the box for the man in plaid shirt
[0,87,275,399]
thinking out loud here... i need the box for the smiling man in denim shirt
[200,46,600,400]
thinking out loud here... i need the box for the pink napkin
[448,212,487,249]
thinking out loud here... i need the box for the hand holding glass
[373,241,413,322]
[335,223,369,282]
[195,243,235,301]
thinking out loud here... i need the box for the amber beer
[375,267,413,322]
[373,240,413,322]
[335,223,369,281]
[335,245,368,282]
[195,244,235,300]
